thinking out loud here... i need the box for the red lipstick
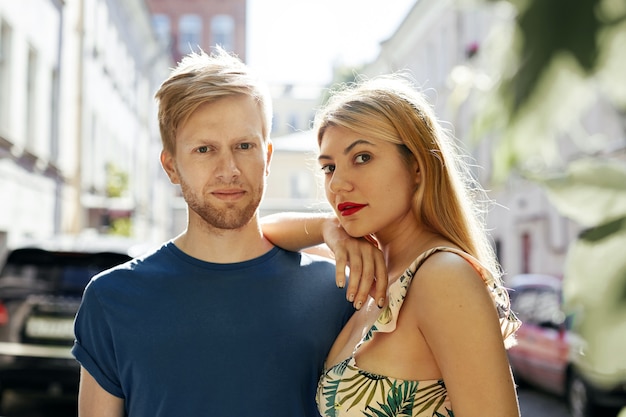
[337,202,366,216]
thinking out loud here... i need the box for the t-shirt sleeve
[72,279,125,398]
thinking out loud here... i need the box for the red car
[507,274,626,417]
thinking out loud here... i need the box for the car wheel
[568,372,595,417]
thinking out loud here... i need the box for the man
[72,49,357,416]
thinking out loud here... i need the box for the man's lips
[337,202,366,216]
[212,189,245,200]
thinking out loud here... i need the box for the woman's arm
[261,212,387,309]
[261,212,330,250]
[415,253,520,416]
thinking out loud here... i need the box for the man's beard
[180,179,263,230]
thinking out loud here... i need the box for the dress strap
[351,247,520,358]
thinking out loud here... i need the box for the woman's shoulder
[409,246,480,276]
[405,246,521,347]
[408,246,493,305]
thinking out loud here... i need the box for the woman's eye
[321,165,335,174]
[355,154,371,164]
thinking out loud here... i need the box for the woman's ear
[411,157,421,186]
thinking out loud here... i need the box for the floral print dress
[316,247,521,417]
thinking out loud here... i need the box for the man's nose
[215,151,241,180]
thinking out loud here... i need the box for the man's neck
[174,218,274,264]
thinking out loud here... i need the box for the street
[518,386,570,417]
[0,385,571,417]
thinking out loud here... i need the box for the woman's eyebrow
[318,139,375,161]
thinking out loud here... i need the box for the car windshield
[0,248,130,296]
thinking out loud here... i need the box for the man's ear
[160,150,180,184]
[265,140,273,176]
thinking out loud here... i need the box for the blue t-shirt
[72,241,353,416]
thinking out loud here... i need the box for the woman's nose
[328,168,353,193]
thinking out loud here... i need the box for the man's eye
[239,143,252,150]
[321,165,335,174]
[197,146,209,153]
[355,154,371,164]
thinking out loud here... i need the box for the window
[178,14,202,54]
[272,114,280,134]
[25,46,38,148]
[50,67,60,161]
[510,287,563,326]
[288,113,298,132]
[152,14,171,48]
[211,15,234,51]
[521,232,531,273]
[290,171,312,199]
[0,19,12,130]
[493,239,503,268]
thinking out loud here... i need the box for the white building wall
[0,0,63,247]
[0,0,173,252]
[269,84,321,138]
[62,0,172,240]
[262,130,329,216]
[361,0,586,279]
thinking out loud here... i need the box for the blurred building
[269,84,321,138]
[360,0,573,277]
[143,0,319,138]
[262,129,329,216]
[261,83,327,215]
[0,0,64,250]
[144,0,246,63]
[142,0,329,228]
[360,0,624,278]
[0,0,173,251]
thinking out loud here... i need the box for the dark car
[0,236,148,408]
[507,273,626,417]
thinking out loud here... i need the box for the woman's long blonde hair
[315,74,502,283]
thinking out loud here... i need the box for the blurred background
[0,0,624,415]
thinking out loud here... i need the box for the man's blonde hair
[155,48,273,154]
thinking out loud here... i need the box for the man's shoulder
[300,250,336,266]
[274,247,336,267]
[89,242,170,284]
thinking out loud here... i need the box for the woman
[263,74,521,416]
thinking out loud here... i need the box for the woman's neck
[378,227,448,280]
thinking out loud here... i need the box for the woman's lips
[337,202,366,216]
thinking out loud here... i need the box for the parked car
[507,273,626,417]
[0,236,149,408]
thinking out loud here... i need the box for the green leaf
[579,216,626,242]
[563,223,626,386]
[530,158,626,226]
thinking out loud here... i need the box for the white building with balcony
[0,0,173,253]
[359,0,614,278]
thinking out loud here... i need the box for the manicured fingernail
[348,293,355,302]
[355,301,363,310]
[378,298,385,308]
